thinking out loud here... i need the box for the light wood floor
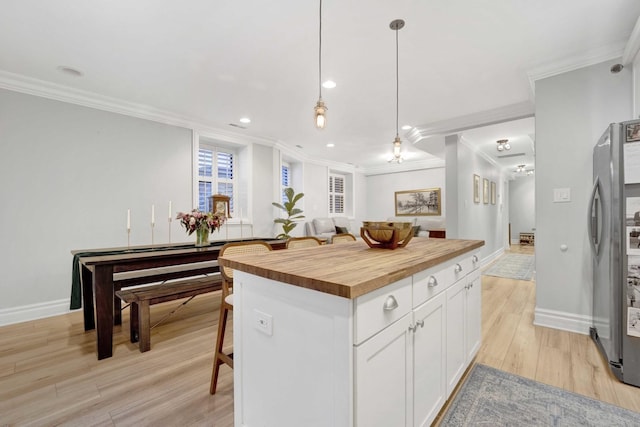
[1,245,639,426]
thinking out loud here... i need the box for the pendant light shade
[315,98,327,129]
[314,0,327,129]
[389,19,405,163]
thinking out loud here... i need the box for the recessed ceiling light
[57,66,83,77]
[326,143,335,148]
[322,80,336,89]
[296,144,304,149]
[401,125,412,130]
[239,117,251,124]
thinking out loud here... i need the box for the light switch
[553,188,571,203]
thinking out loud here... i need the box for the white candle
[127,209,131,230]
[168,200,172,219]
[151,205,155,224]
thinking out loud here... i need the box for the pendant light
[389,19,405,163]
[314,0,327,129]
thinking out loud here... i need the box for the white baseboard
[481,247,504,269]
[534,307,591,335]
[0,299,71,326]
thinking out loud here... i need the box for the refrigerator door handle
[588,177,602,257]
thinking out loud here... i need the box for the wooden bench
[116,275,222,352]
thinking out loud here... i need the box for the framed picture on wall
[473,174,480,204]
[491,181,496,205]
[395,188,441,216]
[483,178,489,204]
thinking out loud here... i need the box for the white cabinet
[445,277,467,395]
[412,292,447,427]
[446,256,481,396]
[465,269,481,363]
[355,313,413,427]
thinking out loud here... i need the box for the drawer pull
[455,263,463,273]
[383,295,399,311]
[472,255,478,263]
[416,319,425,328]
[427,276,438,287]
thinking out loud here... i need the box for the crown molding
[406,101,534,143]
[0,70,276,147]
[527,40,626,97]
[623,16,640,65]
[362,158,445,176]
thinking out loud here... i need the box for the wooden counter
[219,237,483,299]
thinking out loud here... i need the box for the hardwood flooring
[1,245,639,425]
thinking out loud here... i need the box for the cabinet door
[445,278,467,396]
[355,313,413,427]
[413,292,447,427]
[465,270,482,363]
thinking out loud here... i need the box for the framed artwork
[491,181,496,205]
[627,123,640,142]
[211,194,231,218]
[473,174,480,204]
[483,178,489,204]
[395,188,441,216]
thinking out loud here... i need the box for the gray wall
[446,137,509,260]
[535,58,632,331]
[509,175,535,243]
[0,88,193,310]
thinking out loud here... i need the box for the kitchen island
[219,237,484,427]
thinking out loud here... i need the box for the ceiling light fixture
[322,80,336,89]
[388,19,405,164]
[239,117,251,124]
[314,0,327,129]
[496,139,511,152]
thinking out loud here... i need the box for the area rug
[440,364,640,426]
[483,253,535,281]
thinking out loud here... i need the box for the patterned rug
[440,364,640,426]
[483,253,535,281]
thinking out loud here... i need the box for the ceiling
[1,1,639,173]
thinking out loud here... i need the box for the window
[198,146,235,213]
[281,162,290,204]
[329,173,345,214]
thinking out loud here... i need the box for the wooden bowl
[361,221,414,249]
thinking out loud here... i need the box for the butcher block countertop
[218,237,484,299]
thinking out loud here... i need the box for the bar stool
[210,240,272,394]
[286,236,322,249]
[331,233,357,244]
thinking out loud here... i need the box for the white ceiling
[1,1,639,172]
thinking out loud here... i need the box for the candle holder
[151,222,155,245]
[168,217,172,244]
[127,228,131,249]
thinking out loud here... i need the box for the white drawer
[354,277,412,345]
[413,253,477,307]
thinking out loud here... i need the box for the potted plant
[272,187,304,239]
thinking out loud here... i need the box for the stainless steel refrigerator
[589,119,640,387]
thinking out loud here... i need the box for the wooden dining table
[72,238,285,360]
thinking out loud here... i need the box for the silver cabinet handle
[472,255,478,263]
[427,276,438,287]
[383,295,399,311]
[454,263,463,273]
[416,319,424,328]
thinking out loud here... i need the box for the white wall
[0,88,193,312]
[365,168,446,221]
[509,175,535,244]
[535,58,632,333]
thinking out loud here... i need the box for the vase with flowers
[176,209,226,247]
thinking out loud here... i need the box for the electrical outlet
[254,309,273,336]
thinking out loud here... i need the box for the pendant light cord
[395,25,399,138]
[318,0,323,100]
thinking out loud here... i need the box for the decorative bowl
[360,221,414,249]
